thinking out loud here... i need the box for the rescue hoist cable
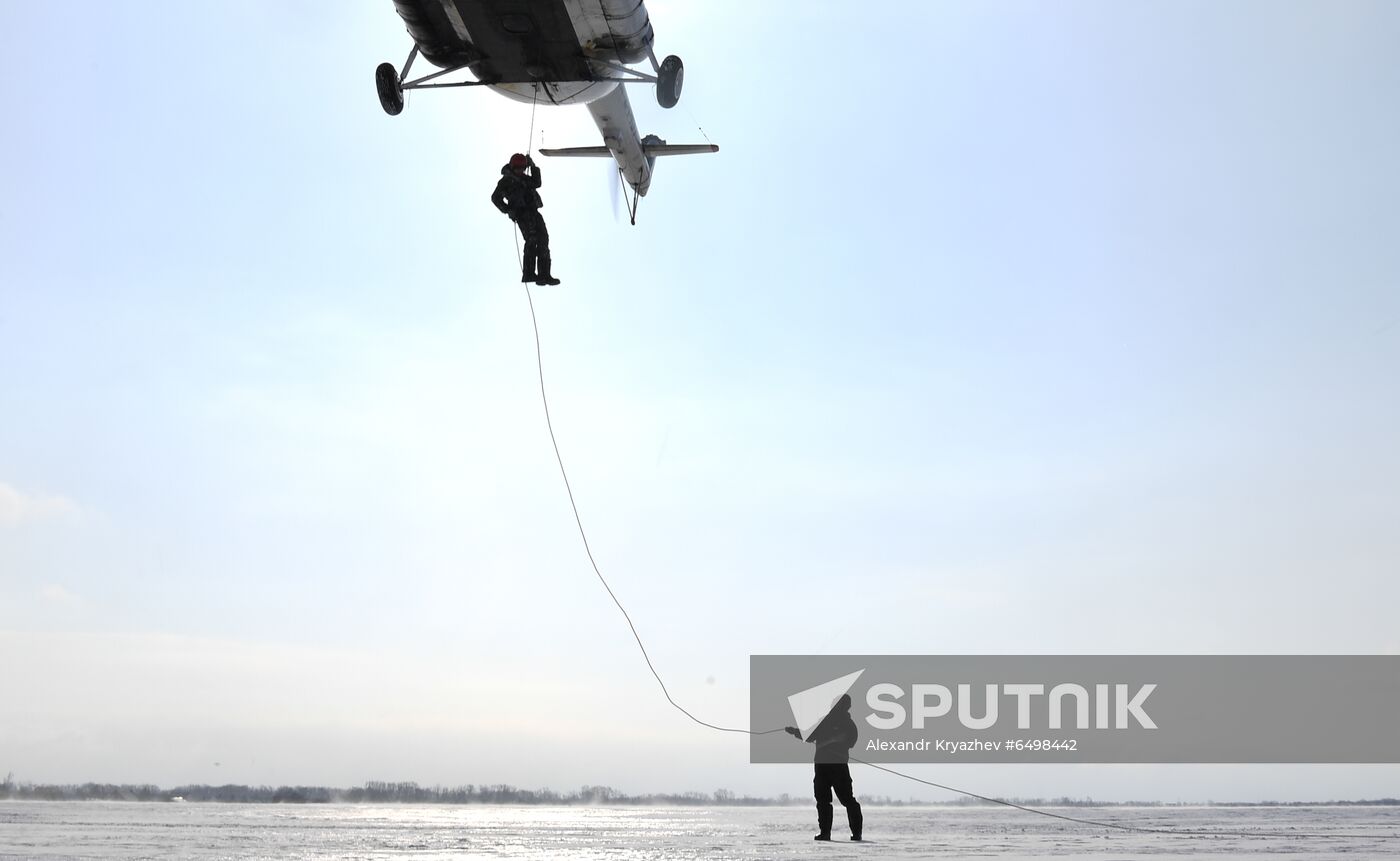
[515,288,1398,842]
[519,283,782,737]
[527,83,539,155]
[509,84,543,275]
[520,284,1400,840]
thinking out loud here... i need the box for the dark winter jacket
[807,694,859,764]
[492,164,543,217]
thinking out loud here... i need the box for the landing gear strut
[375,45,493,116]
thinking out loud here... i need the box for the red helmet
[509,153,528,169]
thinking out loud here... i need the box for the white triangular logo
[787,669,865,737]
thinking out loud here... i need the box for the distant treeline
[0,780,800,806]
[1,775,1396,808]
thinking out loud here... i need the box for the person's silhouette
[491,152,560,285]
[785,694,863,841]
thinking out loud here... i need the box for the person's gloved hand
[784,726,802,739]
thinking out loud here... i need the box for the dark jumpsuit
[491,163,552,280]
[808,695,863,839]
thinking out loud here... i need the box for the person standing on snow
[786,694,863,841]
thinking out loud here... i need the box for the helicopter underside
[390,0,653,102]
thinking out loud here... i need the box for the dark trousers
[813,763,862,837]
[515,210,551,277]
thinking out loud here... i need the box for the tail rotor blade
[609,165,623,223]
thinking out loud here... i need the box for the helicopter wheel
[376,62,405,115]
[656,55,683,109]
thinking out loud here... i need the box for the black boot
[848,801,863,841]
[535,255,561,286]
[814,803,833,841]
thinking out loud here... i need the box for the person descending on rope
[492,152,561,286]
[786,694,864,842]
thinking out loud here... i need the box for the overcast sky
[2,0,1398,801]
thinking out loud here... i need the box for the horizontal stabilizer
[538,143,719,158]
[644,143,720,157]
[537,146,614,157]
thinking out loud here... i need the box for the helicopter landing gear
[656,55,683,109]
[376,62,404,115]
